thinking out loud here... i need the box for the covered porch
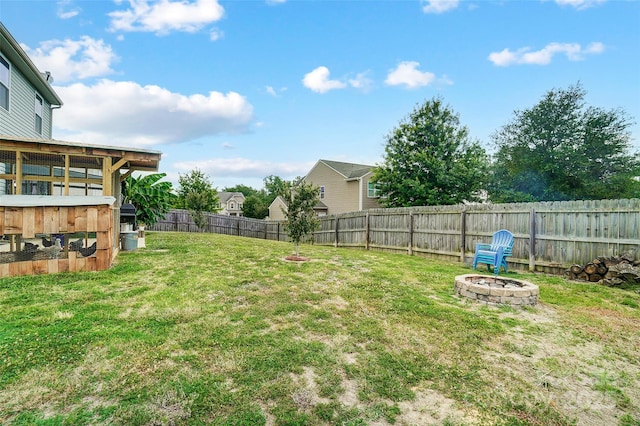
[0,136,161,277]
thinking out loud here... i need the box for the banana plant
[123,173,175,226]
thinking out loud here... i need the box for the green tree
[282,180,320,257]
[371,97,489,207]
[263,175,289,199]
[176,169,220,230]
[488,83,640,202]
[123,173,175,226]
[223,184,258,198]
[242,194,270,219]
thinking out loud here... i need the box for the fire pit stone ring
[454,274,539,307]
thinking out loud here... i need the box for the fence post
[529,208,536,271]
[173,211,178,232]
[365,212,370,250]
[460,208,466,263]
[408,210,414,255]
[334,217,339,248]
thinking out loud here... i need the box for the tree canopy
[488,83,640,202]
[281,180,319,257]
[371,97,489,207]
[175,169,220,230]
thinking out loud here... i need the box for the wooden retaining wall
[149,199,640,273]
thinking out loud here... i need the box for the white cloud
[172,157,313,178]
[209,28,224,41]
[222,142,235,150]
[348,71,374,93]
[421,0,459,14]
[264,86,287,97]
[488,42,605,66]
[23,37,118,83]
[266,0,286,5]
[57,0,80,19]
[554,0,606,10]
[53,80,253,147]
[109,0,225,35]
[385,61,436,88]
[302,66,347,93]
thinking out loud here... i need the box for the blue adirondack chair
[472,229,514,275]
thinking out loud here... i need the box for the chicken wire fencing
[0,148,103,196]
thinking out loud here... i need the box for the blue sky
[1,0,639,190]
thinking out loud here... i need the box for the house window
[0,55,9,110]
[229,202,235,209]
[35,94,43,134]
[319,186,325,199]
[367,182,382,198]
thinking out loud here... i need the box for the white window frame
[0,54,10,111]
[35,93,43,134]
[319,186,325,199]
[367,182,382,198]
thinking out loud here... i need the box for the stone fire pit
[454,274,539,307]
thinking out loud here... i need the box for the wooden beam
[119,169,134,182]
[110,157,128,172]
[16,150,22,195]
[64,154,70,196]
[103,157,113,196]
[17,175,101,184]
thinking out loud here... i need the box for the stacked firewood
[566,251,640,286]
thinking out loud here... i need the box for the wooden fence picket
[148,199,640,273]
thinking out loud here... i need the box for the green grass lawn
[1,232,639,426]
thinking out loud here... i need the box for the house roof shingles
[319,159,375,179]
[218,192,244,203]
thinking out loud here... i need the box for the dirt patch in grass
[481,301,640,426]
[283,255,310,262]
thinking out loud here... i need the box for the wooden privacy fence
[149,210,289,242]
[149,199,640,273]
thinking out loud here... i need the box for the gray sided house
[218,192,245,216]
[0,23,162,277]
[267,159,382,219]
[0,22,63,139]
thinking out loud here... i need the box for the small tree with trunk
[282,180,320,258]
[175,169,220,231]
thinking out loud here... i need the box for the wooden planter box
[0,196,116,277]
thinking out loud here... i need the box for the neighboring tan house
[267,194,329,221]
[267,159,382,219]
[267,195,288,221]
[303,159,382,215]
[218,191,245,216]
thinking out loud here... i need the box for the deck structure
[0,136,161,277]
